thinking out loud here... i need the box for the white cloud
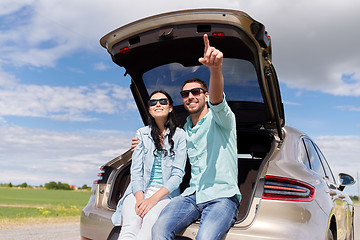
[0,67,18,86]
[0,0,35,15]
[258,0,360,96]
[0,124,133,186]
[335,105,360,112]
[315,135,360,195]
[94,62,110,71]
[0,71,136,121]
[284,101,301,106]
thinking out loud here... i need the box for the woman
[112,90,187,240]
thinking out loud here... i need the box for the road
[0,221,79,240]
[0,205,360,239]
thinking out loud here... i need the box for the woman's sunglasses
[180,88,207,98]
[148,98,169,106]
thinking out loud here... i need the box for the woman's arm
[136,129,187,218]
[130,130,146,195]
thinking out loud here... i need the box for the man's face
[181,82,208,115]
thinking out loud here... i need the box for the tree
[45,181,58,190]
[350,195,358,201]
[8,182,13,188]
[20,182,28,188]
[44,181,72,190]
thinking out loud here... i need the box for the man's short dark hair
[181,78,208,91]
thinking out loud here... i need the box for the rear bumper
[80,203,115,240]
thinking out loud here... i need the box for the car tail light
[93,165,105,184]
[212,32,225,38]
[262,175,315,202]
[120,47,130,54]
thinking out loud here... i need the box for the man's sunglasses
[180,88,207,98]
[148,98,169,106]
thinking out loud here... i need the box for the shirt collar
[186,111,210,129]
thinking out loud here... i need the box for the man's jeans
[152,193,239,240]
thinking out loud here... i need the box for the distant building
[69,185,78,190]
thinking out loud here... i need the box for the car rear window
[142,58,263,106]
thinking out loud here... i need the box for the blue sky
[0,0,359,196]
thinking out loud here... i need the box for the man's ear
[204,91,209,102]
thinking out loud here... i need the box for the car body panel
[181,199,329,239]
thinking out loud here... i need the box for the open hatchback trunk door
[100,9,284,138]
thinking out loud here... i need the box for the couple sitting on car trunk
[112,34,241,240]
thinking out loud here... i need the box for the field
[0,187,91,225]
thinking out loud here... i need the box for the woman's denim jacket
[112,125,187,226]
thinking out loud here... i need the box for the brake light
[212,32,225,38]
[93,165,105,184]
[262,176,315,202]
[120,47,130,54]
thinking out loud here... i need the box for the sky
[0,0,359,195]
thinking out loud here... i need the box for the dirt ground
[0,216,80,240]
[0,221,80,240]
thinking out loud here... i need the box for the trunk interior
[108,128,274,221]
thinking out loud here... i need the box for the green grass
[0,187,90,207]
[0,187,91,219]
[0,205,80,218]
[0,206,44,218]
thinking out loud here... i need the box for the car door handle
[330,190,337,196]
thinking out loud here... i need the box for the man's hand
[131,137,139,152]
[198,34,223,69]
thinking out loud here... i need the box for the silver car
[80,9,355,240]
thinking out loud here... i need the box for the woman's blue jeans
[152,193,239,240]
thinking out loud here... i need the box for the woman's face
[148,92,173,120]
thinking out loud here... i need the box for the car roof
[100,9,284,138]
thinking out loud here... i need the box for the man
[133,34,240,239]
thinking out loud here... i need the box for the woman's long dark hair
[148,90,178,156]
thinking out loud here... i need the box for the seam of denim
[229,200,239,228]
[197,198,238,240]
[169,206,200,236]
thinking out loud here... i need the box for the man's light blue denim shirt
[182,95,241,204]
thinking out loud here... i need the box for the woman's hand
[134,191,145,216]
[136,197,158,218]
[134,187,169,218]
